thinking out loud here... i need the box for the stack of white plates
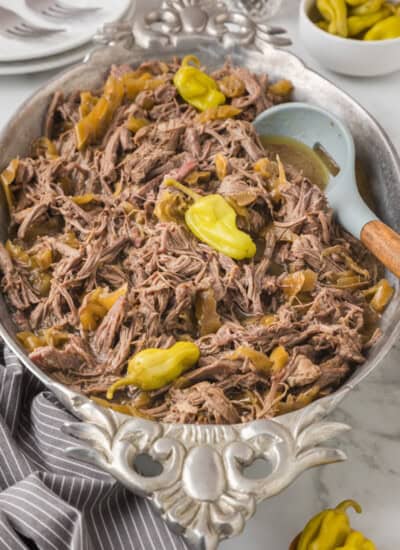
[0,0,133,75]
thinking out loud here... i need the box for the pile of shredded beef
[0,59,383,424]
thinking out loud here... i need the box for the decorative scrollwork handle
[92,0,291,54]
[61,391,349,550]
[93,22,135,49]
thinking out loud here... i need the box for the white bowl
[299,0,400,76]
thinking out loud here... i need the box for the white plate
[0,42,93,75]
[0,0,131,63]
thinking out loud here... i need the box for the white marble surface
[0,1,399,549]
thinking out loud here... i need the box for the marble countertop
[0,1,399,548]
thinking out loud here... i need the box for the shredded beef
[0,58,386,424]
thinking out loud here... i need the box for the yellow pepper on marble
[291,500,376,550]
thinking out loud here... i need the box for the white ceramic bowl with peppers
[299,0,400,76]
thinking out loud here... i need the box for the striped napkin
[0,343,188,550]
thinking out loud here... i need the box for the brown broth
[260,134,329,190]
[260,135,375,213]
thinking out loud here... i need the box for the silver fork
[25,0,101,19]
[0,5,64,38]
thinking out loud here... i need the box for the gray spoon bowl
[254,102,400,277]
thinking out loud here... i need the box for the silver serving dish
[1,2,400,548]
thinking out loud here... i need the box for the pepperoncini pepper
[32,137,59,160]
[125,117,149,133]
[6,240,30,267]
[195,288,222,336]
[72,194,95,205]
[350,0,383,16]
[173,55,226,112]
[270,345,289,373]
[215,153,228,181]
[228,346,273,372]
[154,190,189,223]
[91,396,152,419]
[79,91,98,119]
[197,105,241,124]
[336,531,376,549]
[0,158,19,211]
[75,74,124,150]
[282,269,317,299]
[6,240,53,271]
[278,386,320,416]
[122,72,165,100]
[79,284,127,331]
[164,178,256,260]
[17,328,70,353]
[291,500,376,550]
[227,345,288,374]
[184,171,211,186]
[362,278,394,312]
[316,19,330,30]
[268,79,294,97]
[316,0,348,37]
[106,342,200,397]
[6,240,53,296]
[254,157,273,178]
[364,15,400,39]
[217,75,245,98]
[260,314,277,326]
[347,6,391,36]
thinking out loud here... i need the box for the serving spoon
[253,102,400,278]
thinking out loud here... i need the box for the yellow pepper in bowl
[348,6,391,36]
[314,0,400,40]
[364,15,400,39]
[317,0,348,37]
[350,0,383,15]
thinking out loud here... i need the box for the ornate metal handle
[93,0,291,54]
[61,390,349,550]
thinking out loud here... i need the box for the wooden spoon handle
[361,220,400,278]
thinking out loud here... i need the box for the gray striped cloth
[0,343,188,550]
